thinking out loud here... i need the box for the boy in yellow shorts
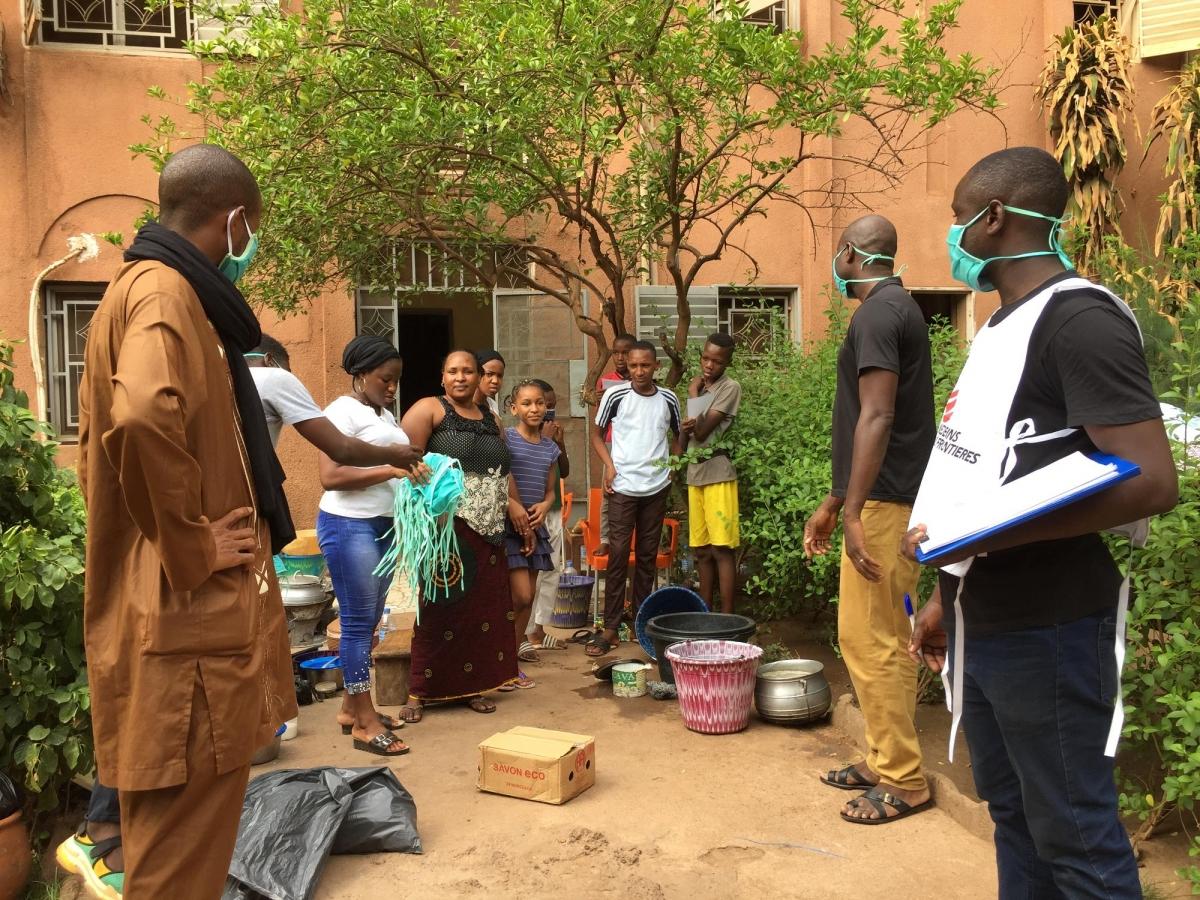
[681,333,741,612]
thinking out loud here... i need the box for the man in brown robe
[78,144,297,899]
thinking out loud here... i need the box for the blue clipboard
[915,453,1141,565]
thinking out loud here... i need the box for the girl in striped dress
[504,380,560,679]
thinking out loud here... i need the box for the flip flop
[567,629,598,645]
[821,764,877,791]
[467,695,497,713]
[585,634,618,658]
[840,787,932,825]
[353,730,410,756]
[535,634,566,650]
[340,713,406,735]
[518,640,541,663]
[513,670,536,689]
[400,704,423,724]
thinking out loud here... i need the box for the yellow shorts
[688,481,740,549]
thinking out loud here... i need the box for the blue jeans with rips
[961,610,1141,899]
[316,510,392,695]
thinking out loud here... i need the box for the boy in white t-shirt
[588,341,681,656]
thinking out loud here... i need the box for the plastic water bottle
[563,561,578,579]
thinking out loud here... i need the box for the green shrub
[1114,311,1200,884]
[671,300,966,632]
[0,337,91,832]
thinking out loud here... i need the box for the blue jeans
[961,611,1140,899]
[317,510,392,695]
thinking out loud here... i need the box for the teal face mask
[946,204,1072,292]
[832,245,898,298]
[219,207,259,284]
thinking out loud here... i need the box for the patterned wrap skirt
[408,520,519,701]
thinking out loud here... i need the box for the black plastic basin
[644,612,757,683]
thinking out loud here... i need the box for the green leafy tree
[0,338,91,826]
[1036,15,1133,268]
[137,0,997,391]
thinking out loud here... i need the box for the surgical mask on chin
[219,208,259,284]
[946,204,1072,292]
[832,245,900,298]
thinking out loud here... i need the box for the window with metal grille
[718,288,794,356]
[44,283,103,439]
[742,1,787,33]
[37,0,193,49]
[1074,0,1117,25]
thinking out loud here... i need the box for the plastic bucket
[644,612,757,684]
[299,655,344,690]
[551,574,595,628]
[612,662,649,698]
[665,640,763,735]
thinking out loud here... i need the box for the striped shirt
[505,428,561,507]
[595,383,681,496]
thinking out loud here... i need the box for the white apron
[908,276,1145,761]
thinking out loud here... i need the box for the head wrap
[342,335,401,376]
[474,349,505,369]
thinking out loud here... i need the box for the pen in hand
[904,594,915,632]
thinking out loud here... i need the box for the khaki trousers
[838,500,925,791]
[120,669,251,900]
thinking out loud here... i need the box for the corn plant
[1146,57,1200,258]
[1036,15,1133,268]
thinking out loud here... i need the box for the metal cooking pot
[279,574,327,606]
[754,659,832,725]
[280,575,332,647]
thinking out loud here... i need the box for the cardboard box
[477,726,595,804]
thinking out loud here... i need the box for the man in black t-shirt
[906,148,1177,897]
[804,214,936,824]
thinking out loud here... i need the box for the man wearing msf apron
[906,147,1178,899]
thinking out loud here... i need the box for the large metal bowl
[754,659,832,725]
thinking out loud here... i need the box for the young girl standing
[504,380,560,677]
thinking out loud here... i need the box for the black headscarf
[342,335,402,376]
[474,349,505,369]
[125,222,296,555]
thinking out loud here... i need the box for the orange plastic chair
[580,487,681,589]
[560,479,573,528]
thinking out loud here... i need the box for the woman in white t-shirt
[316,335,414,757]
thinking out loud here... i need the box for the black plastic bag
[221,766,420,900]
[0,771,24,819]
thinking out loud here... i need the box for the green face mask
[219,207,259,284]
[946,204,1072,292]
[832,245,898,298]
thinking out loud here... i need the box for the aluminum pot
[754,659,832,725]
[279,575,331,647]
[250,735,281,766]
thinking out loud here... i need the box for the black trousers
[602,486,669,632]
[86,780,121,823]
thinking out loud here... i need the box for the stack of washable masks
[374,452,464,620]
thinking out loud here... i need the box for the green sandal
[56,827,125,899]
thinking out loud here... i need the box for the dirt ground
[263,629,1001,900]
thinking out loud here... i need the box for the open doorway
[396,311,452,414]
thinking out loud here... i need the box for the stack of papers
[686,394,714,419]
[911,451,1140,564]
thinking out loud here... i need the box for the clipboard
[914,452,1141,565]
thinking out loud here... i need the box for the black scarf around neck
[125,222,296,556]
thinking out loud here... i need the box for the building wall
[1,0,1188,530]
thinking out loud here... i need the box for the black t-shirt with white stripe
[944,273,1161,635]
